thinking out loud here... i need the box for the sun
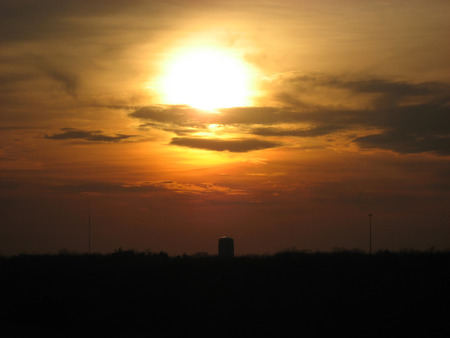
[156,47,256,110]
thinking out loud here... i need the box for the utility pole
[368,213,373,256]
[88,200,91,255]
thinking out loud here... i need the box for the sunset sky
[1,0,449,255]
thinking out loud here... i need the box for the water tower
[218,236,234,258]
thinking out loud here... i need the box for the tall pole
[88,200,91,255]
[368,213,372,256]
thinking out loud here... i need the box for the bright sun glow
[157,47,255,110]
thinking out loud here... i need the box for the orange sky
[1,0,449,255]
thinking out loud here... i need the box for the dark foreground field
[1,250,449,337]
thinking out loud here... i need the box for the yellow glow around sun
[157,47,256,110]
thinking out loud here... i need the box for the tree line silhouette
[1,249,449,337]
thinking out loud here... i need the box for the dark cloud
[326,78,450,109]
[354,132,450,155]
[130,100,450,155]
[353,101,450,155]
[129,105,298,127]
[382,102,449,135]
[130,106,297,128]
[290,74,450,97]
[274,76,450,155]
[250,125,343,137]
[137,122,206,136]
[45,128,136,142]
[215,107,291,124]
[170,137,282,152]
[129,105,212,126]
[339,79,449,97]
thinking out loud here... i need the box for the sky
[1,0,449,255]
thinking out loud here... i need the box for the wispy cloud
[123,180,247,196]
[35,57,79,97]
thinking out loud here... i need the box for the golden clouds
[1,0,449,255]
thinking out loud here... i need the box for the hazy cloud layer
[0,0,156,43]
[128,75,450,155]
[50,179,246,196]
[123,180,247,196]
[45,128,136,143]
